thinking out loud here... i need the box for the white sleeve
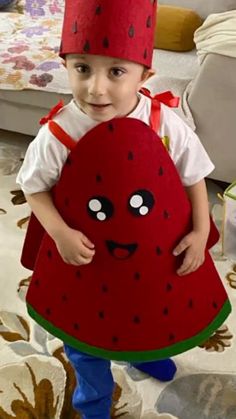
[159,105,215,186]
[16,123,69,194]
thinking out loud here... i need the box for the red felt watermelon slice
[26,118,231,362]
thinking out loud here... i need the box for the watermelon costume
[23,107,231,362]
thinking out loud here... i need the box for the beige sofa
[0,0,236,182]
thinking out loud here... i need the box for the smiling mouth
[106,240,138,259]
[89,103,111,108]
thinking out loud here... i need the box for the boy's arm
[173,179,210,276]
[25,191,95,266]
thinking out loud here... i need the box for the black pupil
[87,196,114,221]
[128,189,154,216]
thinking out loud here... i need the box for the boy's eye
[110,68,125,77]
[75,64,90,74]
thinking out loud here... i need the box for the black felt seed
[134,272,141,281]
[76,271,81,279]
[213,301,218,309]
[62,294,68,302]
[72,21,78,34]
[99,311,105,319]
[74,323,80,330]
[103,37,109,48]
[128,151,134,160]
[156,246,162,255]
[47,250,52,259]
[133,316,141,324]
[46,308,51,316]
[166,283,172,292]
[112,336,119,343]
[102,284,108,293]
[163,307,169,316]
[108,122,114,132]
[34,279,40,286]
[83,40,90,52]
[169,333,175,341]
[96,174,102,182]
[66,157,72,165]
[95,5,102,15]
[128,25,135,38]
[188,299,193,308]
[146,16,152,28]
[64,197,70,207]
[163,210,170,219]
[143,49,148,59]
[159,166,164,176]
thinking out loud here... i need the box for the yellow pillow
[154,5,203,52]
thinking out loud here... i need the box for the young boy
[16,0,231,417]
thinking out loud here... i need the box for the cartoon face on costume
[54,117,191,264]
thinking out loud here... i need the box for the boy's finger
[173,239,189,256]
[81,234,95,249]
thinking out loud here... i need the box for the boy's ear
[142,68,155,82]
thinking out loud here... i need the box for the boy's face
[65,54,154,122]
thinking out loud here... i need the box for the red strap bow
[39,100,64,125]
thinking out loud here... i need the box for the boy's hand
[173,231,208,276]
[54,226,95,266]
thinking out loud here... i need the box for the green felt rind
[27,300,231,362]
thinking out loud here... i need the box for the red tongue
[114,248,130,259]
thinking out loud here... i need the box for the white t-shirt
[16,93,214,193]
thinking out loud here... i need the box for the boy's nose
[88,75,106,97]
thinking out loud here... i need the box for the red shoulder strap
[48,120,76,151]
[140,88,180,133]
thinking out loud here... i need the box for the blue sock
[131,358,177,382]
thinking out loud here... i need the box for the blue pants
[64,344,176,418]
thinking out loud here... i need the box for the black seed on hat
[213,301,218,309]
[169,333,175,341]
[133,315,141,324]
[76,270,81,279]
[99,311,105,319]
[83,40,90,52]
[95,5,102,15]
[74,323,80,330]
[156,246,162,255]
[128,25,135,38]
[60,41,63,51]
[146,16,152,28]
[134,272,141,281]
[47,250,52,259]
[188,299,194,308]
[163,307,169,316]
[64,197,70,207]
[66,156,72,165]
[103,37,109,48]
[46,308,51,316]
[112,336,119,343]
[96,174,102,182]
[128,151,134,160]
[159,166,164,176]
[163,210,170,219]
[166,283,173,292]
[72,21,78,34]
[101,284,108,293]
[143,49,148,59]
[108,122,114,132]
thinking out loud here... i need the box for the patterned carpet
[0,132,236,418]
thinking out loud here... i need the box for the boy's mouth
[88,103,111,109]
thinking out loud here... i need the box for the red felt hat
[59,0,157,67]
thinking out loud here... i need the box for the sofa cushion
[154,5,203,52]
[159,0,236,20]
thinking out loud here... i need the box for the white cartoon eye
[128,190,155,216]
[87,196,114,221]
